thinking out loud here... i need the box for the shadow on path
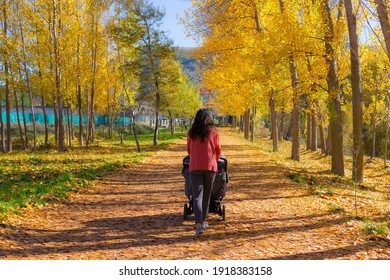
[1,129,388,260]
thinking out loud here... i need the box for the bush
[136,124,154,135]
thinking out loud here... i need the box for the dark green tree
[112,0,174,146]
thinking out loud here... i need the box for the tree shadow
[2,129,387,260]
[265,240,390,260]
[0,211,369,259]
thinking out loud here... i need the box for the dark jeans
[190,170,216,224]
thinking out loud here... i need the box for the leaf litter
[0,128,389,260]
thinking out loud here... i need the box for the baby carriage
[181,155,228,220]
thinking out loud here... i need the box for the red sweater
[187,128,221,172]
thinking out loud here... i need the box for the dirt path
[0,128,389,259]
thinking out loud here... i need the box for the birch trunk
[290,57,300,161]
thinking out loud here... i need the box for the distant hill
[175,47,201,86]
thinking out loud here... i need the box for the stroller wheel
[222,205,226,221]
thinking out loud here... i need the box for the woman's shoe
[195,225,204,237]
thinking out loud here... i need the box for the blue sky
[150,0,198,48]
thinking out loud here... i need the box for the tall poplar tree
[1,0,12,152]
[345,0,363,182]
[320,0,345,176]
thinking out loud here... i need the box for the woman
[187,108,221,236]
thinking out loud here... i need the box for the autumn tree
[84,0,112,147]
[361,47,389,159]
[14,0,38,152]
[112,0,174,146]
[184,0,352,176]
[158,56,200,134]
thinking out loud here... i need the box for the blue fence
[1,112,131,126]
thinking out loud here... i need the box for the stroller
[182,155,228,220]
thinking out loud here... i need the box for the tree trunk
[15,96,25,150]
[278,111,285,141]
[311,112,317,151]
[290,57,300,161]
[70,110,74,140]
[41,97,49,145]
[277,0,300,159]
[54,102,58,145]
[326,125,332,155]
[168,110,174,135]
[239,116,244,133]
[87,13,98,147]
[321,0,344,176]
[371,120,377,159]
[146,25,160,146]
[21,93,29,148]
[317,101,327,154]
[17,4,37,152]
[153,93,160,146]
[374,1,390,173]
[374,0,390,62]
[21,93,29,147]
[286,113,293,140]
[87,85,95,146]
[318,118,326,154]
[251,105,256,142]
[385,121,389,168]
[181,119,185,132]
[307,110,312,150]
[76,13,84,146]
[270,89,278,151]
[232,116,237,129]
[77,85,83,145]
[11,76,25,150]
[2,4,11,152]
[56,98,65,151]
[131,108,141,152]
[67,107,72,148]
[85,87,90,147]
[120,110,125,145]
[384,96,389,168]
[244,109,250,140]
[33,0,48,147]
[0,100,4,152]
[52,0,65,152]
[107,88,112,139]
[345,0,364,182]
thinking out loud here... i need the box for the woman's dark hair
[189,108,215,142]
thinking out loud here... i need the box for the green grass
[0,126,186,223]
[363,221,389,236]
[328,203,345,213]
[287,173,307,185]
